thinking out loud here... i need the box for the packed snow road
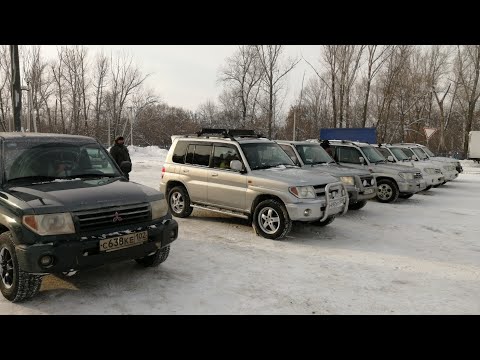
[1,148,479,314]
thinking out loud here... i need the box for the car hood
[250,166,339,186]
[307,164,371,177]
[6,178,163,214]
[429,156,459,164]
[371,163,418,173]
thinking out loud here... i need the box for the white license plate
[330,199,344,208]
[99,231,148,252]
[364,188,374,194]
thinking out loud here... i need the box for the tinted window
[295,144,333,165]
[185,144,194,164]
[279,145,299,164]
[337,147,362,164]
[192,145,212,166]
[172,141,188,164]
[377,147,391,159]
[213,146,241,170]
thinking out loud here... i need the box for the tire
[399,193,414,199]
[348,200,367,210]
[135,246,170,267]
[312,215,336,226]
[253,199,292,240]
[0,232,43,302]
[168,186,193,218]
[376,179,399,203]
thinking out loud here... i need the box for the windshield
[295,144,334,165]
[390,147,410,161]
[361,146,386,163]
[3,139,122,183]
[422,147,435,157]
[411,147,429,160]
[240,142,295,170]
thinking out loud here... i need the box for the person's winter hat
[115,136,124,142]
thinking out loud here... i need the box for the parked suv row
[160,129,350,240]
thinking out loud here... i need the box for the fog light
[40,255,54,267]
[304,209,311,217]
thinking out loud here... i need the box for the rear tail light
[161,166,166,179]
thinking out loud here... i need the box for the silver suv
[327,140,427,203]
[160,129,349,240]
[276,140,377,210]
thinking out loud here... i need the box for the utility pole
[293,71,306,141]
[10,45,22,131]
[130,107,134,146]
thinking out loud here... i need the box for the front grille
[74,203,151,232]
[414,172,423,179]
[313,184,326,197]
[360,176,374,187]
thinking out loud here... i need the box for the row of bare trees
[0,45,151,145]
[1,45,479,154]
[278,45,480,155]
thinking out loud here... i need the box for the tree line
[1,45,479,155]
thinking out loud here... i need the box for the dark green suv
[0,133,178,302]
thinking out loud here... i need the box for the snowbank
[127,146,169,160]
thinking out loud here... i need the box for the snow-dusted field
[1,148,479,314]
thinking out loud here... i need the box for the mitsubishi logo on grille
[113,212,123,222]
[331,191,337,198]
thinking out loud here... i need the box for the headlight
[151,199,168,220]
[398,172,415,181]
[289,186,316,199]
[423,168,436,175]
[339,176,355,186]
[23,213,75,236]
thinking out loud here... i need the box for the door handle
[182,169,189,173]
[211,172,218,177]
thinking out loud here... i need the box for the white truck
[468,131,480,163]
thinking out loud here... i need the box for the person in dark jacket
[320,139,334,158]
[110,136,131,179]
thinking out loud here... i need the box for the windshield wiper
[375,160,386,164]
[6,176,58,185]
[66,173,119,179]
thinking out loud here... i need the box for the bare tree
[255,45,300,138]
[455,45,480,155]
[92,52,109,139]
[218,45,264,127]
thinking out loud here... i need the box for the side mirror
[387,155,394,162]
[412,155,418,161]
[230,160,244,172]
[359,156,365,165]
[120,161,132,174]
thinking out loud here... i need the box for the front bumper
[286,182,349,222]
[398,179,427,194]
[443,171,458,181]
[424,173,445,187]
[15,218,178,274]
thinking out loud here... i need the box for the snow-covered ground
[1,148,479,314]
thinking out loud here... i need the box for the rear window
[172,141,188,164]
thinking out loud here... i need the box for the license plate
[330,199,344,208]
[364,188,374,194]
[99,231,148,252]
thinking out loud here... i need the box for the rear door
[182,143,212,203]
[207,144,247,211]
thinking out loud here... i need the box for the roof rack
[173,128,266,141]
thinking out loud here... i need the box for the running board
[191,204,249,219]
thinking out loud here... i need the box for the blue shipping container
[320,128,377,144]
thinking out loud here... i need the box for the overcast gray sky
[40,45,322,111]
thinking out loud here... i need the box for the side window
[377,148,391,159]
[172,141,188,164]
[185,144,195,164]
[279,145,299,164]
[192,145,212,166]
[337,147,362,164]
[213,146,241,170]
